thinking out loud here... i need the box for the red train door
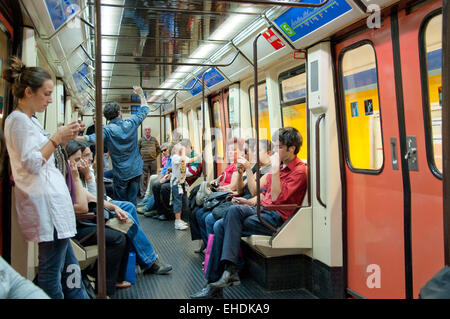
[210,89,229,176]
[397,0,444,298]
[334,0,444,299]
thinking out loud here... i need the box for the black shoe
[209,270,241,288]
[194,242,206,254]
[144,258,172,275]
[190,284,223,299]
[157,214,168,221]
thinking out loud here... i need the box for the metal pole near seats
[94,0,107,299]
[253,33,277,233]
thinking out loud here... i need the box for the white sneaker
[174,219,189,230]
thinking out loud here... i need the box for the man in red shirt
[190,127,307,299]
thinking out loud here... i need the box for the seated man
[190,127,307,299]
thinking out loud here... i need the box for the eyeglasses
[161,149,168,153]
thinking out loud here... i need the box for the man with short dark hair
[190,127,307,299]
[80,87,149,206]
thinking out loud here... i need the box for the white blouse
[4,111,76,242]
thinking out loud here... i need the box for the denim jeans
[140,195,155,211]
[113,174,141,207]
[112,200,158,271]
[205,205,282,282]
[195,208,209,247]
[38,231,89,299]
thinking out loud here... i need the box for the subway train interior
[0,0,449,300]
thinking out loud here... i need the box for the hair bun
[2,56,26,83]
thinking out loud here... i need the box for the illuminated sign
[274,0,352,43]
[262,29,285,50]
[45,0,79,30]
[185,68,225,96]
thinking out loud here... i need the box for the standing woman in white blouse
[2,57,89,299]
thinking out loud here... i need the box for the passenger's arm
[269,153,282,202]
[70,161,89,214]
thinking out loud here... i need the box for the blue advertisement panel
[73,63,89,93]
[274,0,352,43]
[184,68,225,96]
[45,0,79,30]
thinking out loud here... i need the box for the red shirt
[261,157,307,221]
[218,163,237,186]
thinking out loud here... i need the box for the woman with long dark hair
[2,56,89,299]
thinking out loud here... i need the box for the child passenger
[171,139,201,230]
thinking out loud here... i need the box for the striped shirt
[138,136,160,161]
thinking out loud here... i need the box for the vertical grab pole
[253,33,277,233]
[201,72,207,181]
[94,0,107,299]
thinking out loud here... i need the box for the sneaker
[143,258,172,275]
[144,210,158,218]
[175,219,189,230]
[137,206,148,214]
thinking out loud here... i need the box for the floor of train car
[112,213,316,299]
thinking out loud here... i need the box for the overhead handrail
[315,113,326,208]
[101,50,241,66]
[219,0,330,7]
[87,2,262,16]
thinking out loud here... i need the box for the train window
[420,13,442,176]
[196,107,203,152]
[279,66,307,161]
[249,82,271,140]
[165,115,172,142]
[339,42,383,171]
[212,100,225,161]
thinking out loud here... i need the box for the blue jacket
[87,105,149,181]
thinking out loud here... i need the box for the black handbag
[203,191,230,211]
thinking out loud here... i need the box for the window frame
[248,80,269,138]
[418,8,443,180]
[338,39,385,175]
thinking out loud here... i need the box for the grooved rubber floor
[112,214,316,299]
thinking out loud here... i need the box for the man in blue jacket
[81,87,148,206]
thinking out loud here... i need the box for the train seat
[241,190,312,257]
[70,240,98,270]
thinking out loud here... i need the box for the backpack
[203,191,230,211]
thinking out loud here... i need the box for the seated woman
[64,146,130,296]
[196,139,273,248]
[65,140,173,277]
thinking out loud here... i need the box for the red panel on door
[335,16,406,298]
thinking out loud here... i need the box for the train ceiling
[19,0,398,114]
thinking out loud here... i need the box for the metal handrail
[253,33,278,233]
[315,113,326,208]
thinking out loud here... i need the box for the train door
[397,1,444,298]
[334,0,444,299]
[210,89,229,176]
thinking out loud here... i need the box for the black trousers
[153,180,190,220]
[75,225,129,296]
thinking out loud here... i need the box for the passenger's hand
[237,156,251,170]
[69,160,80,180]
[54,121,81,144]
[231,197,252,206]
[77,158,90,179]
[133,86,143,96]
[114,207,129,223]
[270,152,280,173]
